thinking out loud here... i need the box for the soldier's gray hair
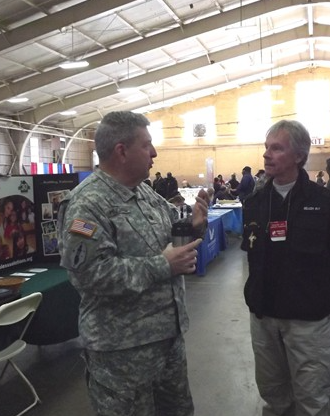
[266,119,311,168]
[95,111,150,161]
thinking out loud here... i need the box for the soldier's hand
[163,238,202,275]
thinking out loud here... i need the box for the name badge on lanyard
[269,220,287,241]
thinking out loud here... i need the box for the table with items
[210,202,243,235]
[0,264,80,347]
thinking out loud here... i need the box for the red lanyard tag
[269,220,287,241]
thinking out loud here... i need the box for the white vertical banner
[205,158,214,188]
[37,163,44,174]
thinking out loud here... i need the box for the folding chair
[0,292,43,416]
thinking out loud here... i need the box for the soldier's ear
[114,143,128,162]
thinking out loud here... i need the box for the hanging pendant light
[252,18,273,70]
[262,51,282,91]
[7,97,29,103]
[59,26,89,69]
[117,59,140,92]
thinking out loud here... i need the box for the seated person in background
[217,174,225,186]
[213,177,221,193]
[181,179,192,188]
[213,185,234,204]
[168,193,192,216]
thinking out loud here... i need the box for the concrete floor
[1,235,266,416]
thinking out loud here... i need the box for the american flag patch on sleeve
[69,219,97,237]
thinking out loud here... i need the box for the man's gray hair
[266,119,311,168]
[95,111,150,161]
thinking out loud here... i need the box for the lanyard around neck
[266,186,292,233]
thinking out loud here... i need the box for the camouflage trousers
[83,334,194,416]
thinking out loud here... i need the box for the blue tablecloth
[196,211,227,276]
[209,207,243,234]
[195,209,243,276]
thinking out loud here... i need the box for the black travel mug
[171,222,194,247]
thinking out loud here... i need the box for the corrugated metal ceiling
[0,0,329,132]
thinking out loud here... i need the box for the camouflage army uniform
[57,169,194,416]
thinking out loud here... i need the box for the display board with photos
[33,173,79,262]
[0,176,37,271]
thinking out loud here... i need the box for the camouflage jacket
[57,169,189,351]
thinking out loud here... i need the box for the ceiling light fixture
[7,97,29,103]
[262,49,282,92]
[60,60,89,69]
[59,110,77,116]
[116,59,139,92]
[117,86,140,93]
[252,18,273,71]
[59,26,89,69]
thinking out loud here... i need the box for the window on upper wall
[182,106,216,143]
[148,120,163,146]
[60,137,66,150]
[30,137,39,163]
[238,91,271,142]
[296,80,330,140]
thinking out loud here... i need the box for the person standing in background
[316,170,326,187]
[58,111,209,416]
[226,173,240,189]
[230,166,255,202]
[152,171,166,198]
[143,177,152,187]
[254,169,268,191]
[165,172,178,200]
[242,119,330,416]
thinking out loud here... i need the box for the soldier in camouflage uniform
[57,111,209,416]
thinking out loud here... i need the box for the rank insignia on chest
[69,219,96,237]
[249,231,257,248]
